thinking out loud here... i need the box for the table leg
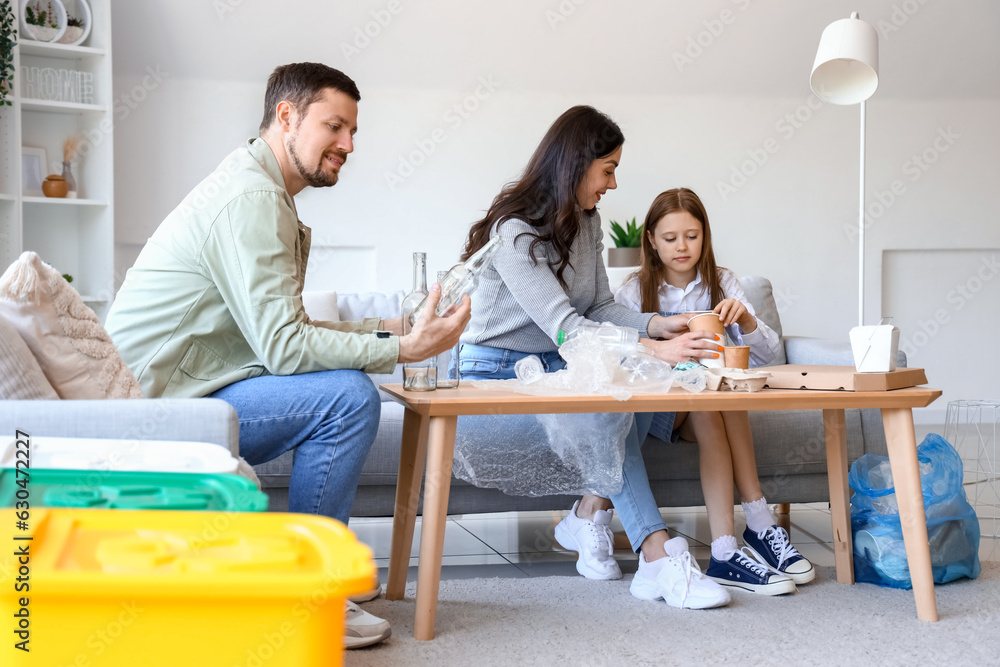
[386,409,429,601]
[414,415,458,641]
[823,409,854,583]
[774,503,791,533]
[882,407,939,622]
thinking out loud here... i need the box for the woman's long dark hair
[636,188,724,313]
[461,106,624,287]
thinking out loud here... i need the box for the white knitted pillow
[0,252,143,399]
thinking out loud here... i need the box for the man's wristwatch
[375,330,392,339]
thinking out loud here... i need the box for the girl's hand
[714,298,757,333]
[641,331,723,365]
[647,313,691,339]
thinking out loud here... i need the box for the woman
[458,106,727,609]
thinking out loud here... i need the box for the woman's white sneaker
[630,536,731,609]
[554,500,623,580]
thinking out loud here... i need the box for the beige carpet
[346,563,1000,666]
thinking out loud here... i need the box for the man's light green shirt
[106,138,399,398]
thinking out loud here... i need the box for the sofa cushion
[0,316,59,399]
[737,275,786,366]
[0,252,143,400]
[302,290,339,323]
[338,291,406,397]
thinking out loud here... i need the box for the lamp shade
[810,15,879,105]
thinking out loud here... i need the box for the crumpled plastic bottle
[514,355,546,384]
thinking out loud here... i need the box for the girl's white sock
[742,496,776,534]
[711,534,738,561]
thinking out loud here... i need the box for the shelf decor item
[61,134,79,197]
[56,0,88,45]
[20,66,94,103]
[41,173,67,197]
[21,145,46,196]
[0,0,15,107]
[20,0,67,43]
[607,217,642,267]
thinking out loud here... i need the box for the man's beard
[288,134,341,188]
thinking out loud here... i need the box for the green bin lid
[0,469,268,512]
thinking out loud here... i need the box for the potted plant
[56,0,89,46]
[0,0,15,106]
[607,217,642,267]
[21,0,66,43]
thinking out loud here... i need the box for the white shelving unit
[0,0,113,319]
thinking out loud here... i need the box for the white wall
[110,0,1000,422]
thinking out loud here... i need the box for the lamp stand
[858,99,865,328]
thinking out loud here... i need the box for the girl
[459,107,731,609]
[615,187,814,594]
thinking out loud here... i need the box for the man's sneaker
[345,601,391,649]
[554,500,622,580]
[706,548,797,595]
[348,583,383,603]
[630,536,731,609]
[743,524,816,585]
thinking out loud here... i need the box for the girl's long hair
[636,188,724,313]
[461,106,624,287]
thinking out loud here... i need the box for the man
[106,63,470,648]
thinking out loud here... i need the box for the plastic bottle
[407,235,503,325]
[514,355,545,384]
[556,323,639,357]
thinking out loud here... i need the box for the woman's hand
[640,331,723,365]
[646,313,692,339]
[714,298,757,333]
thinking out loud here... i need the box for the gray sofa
[255,276,901,517]
[0,398,241,466]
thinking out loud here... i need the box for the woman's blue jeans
[459,343,668,552]
[209,369,381,524]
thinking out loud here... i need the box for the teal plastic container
[0,469,268,511]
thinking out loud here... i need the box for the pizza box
[763,365,928,392]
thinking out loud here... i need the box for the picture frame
[22,147,48,196]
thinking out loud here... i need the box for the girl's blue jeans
[459,343,668,552]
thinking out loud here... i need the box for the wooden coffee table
[380,383,942,640]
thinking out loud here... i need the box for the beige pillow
[302,290,339,323]
[0,252,143,399]
[0,315,59,399]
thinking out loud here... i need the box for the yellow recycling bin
[1,508,375,666]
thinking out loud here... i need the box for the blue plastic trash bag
[849,433,980,589]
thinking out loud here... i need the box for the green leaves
[0,1,15,107]
[608,217,642,248]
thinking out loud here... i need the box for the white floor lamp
[810,13,897,372]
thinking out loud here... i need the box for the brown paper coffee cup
[724,345,750,369]
[687,312,725,337]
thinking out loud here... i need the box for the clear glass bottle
[407,235,503,326]
[401,252,436,391]
[435,270,461,389]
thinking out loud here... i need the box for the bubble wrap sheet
[453,330,705,496]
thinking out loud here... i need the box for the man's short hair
[259,63,361,133]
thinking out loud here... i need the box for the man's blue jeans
[209,370,380,524]
[459,343,668,552]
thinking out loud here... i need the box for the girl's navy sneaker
[706,548,796,595]
[743,525,816,584]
